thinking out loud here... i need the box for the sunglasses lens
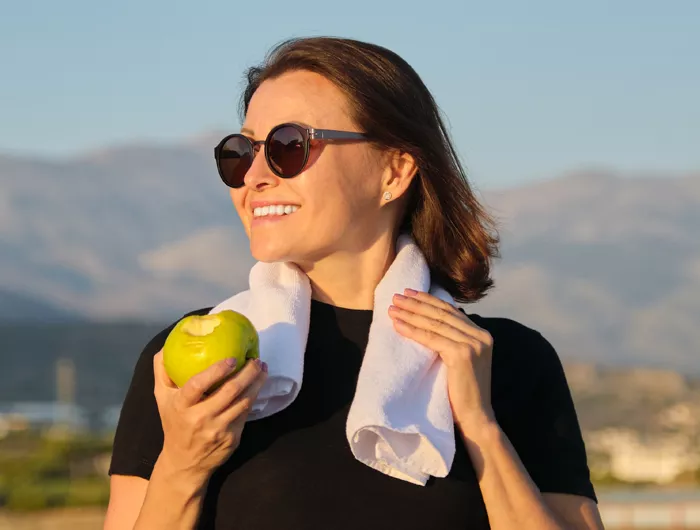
[268,126,306,177]
[218,136,253,188]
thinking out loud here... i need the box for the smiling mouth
[252,205,300,218]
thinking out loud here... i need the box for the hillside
[0,290,82,322]
[0,141,698,373]
[473,170,700,373]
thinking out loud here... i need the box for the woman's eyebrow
[241,127,255,136]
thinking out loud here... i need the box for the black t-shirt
[110,300,596,529]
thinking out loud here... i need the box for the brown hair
[240,37,500,303]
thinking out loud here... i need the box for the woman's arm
[458,415,604,530]
[137,458,211,530]
[104,476,149,530]
[104,463,209,530]
[388,290,604,530]
[542,493,605,530]
[104,353,267,530]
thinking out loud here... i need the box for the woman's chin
[250,242,292,263]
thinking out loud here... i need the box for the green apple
[163,310,259,392]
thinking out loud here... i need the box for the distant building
[587,428,700,484]
[658,403,700,431]
[0,401,88,436]
[100,405,122,432]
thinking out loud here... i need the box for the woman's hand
[153,351,268,481]
[388,289,495,435]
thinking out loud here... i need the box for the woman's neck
[297,237,396,310]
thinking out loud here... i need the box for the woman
[105,37,604,530]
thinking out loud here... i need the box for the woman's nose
[243,146,279,191]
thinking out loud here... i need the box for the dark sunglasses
[214,123,368,188]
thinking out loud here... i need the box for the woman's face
[230,70,393,266]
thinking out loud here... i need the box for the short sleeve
[108,308,212,479]
[496,327,597,503]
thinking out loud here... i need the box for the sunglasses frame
[214,123,368,188]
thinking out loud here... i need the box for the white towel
[210,260,312,417]
[209,234,456,485]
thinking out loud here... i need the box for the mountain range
[1,138,698,373]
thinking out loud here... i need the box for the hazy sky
[1,0,698,187]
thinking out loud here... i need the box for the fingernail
[255,358,262,367]
[262,362,268,373]
[225,358,237,368]
[394,293,407,300]
[388,305,399,312]
[404,288,418,296]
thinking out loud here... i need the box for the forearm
[134,454,210,530]
[459,415,566,530]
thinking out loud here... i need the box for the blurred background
[1,1,698,528]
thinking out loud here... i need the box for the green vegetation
[591,472,656,489]
[0,425,698,512]
[0,431,113,512]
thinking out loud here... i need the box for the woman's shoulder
[462,311,551,347]
[162,306,214,333]
[122,307,216,392]
[462,311,565,379]
[182,307,214,318]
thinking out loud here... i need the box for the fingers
[219,369,268,425]
[391,315,463,356]
[203,358,265,415]
[391,315,488,368]
[389,303,466,343]
[392,290,491,343]
[178,357,239,407]
[153,350,178,402]
[403,289,461,315]
[391,291,466,333]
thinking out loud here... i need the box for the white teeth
[253,205,299,218]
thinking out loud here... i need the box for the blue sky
[1,0,698,187]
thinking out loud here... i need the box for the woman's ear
[382,150,419,201]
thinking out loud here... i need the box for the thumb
[153,350,177,403]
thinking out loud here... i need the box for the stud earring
[383,191,392,201]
